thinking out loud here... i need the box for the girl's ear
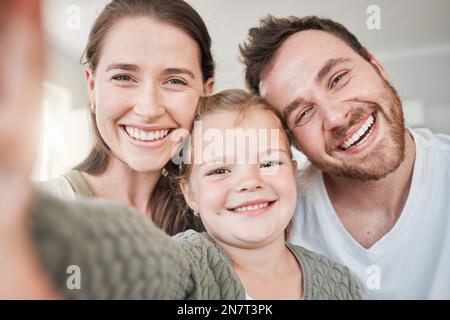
[203,77,214,96]
[180,178,199,212]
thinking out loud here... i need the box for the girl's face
[86,17,213,172]
[182,109,297,248]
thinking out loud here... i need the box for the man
[240,15,450,299]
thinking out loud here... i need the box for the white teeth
[340,114,375,150]
[233,201,270,213]
[125,126,169,142]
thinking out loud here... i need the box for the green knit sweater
[30,191,361,299]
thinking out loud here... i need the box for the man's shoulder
[411,128,450,153]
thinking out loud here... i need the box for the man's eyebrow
[282,98,306,123]
[105,63,140,72]
[316,57,351,84]
[162,67,195,79]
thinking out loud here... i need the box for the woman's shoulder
[36,175,76,199]
[36,170,93,199]
[287,243,362,300]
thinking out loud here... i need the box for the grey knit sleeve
[291,245,362,300]
[30,191,194,299]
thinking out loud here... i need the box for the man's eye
[330,71,348,89]
[206,168,230,176]
[112,74,133,82]
[294,106,315,125]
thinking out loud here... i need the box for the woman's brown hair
[74,0,214,234]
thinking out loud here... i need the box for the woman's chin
[124,158,167,174]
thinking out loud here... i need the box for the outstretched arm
[0,0,60,300]
[30,191,195,299]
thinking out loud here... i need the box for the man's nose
[322,101,352,132]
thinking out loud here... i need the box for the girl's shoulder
[287,243,362,300]
[173,230,246,299]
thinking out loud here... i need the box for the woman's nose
[133,86,166,119]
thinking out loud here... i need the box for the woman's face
[86,17,212,172]
[182,109,297,249]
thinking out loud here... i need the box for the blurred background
[34,0,450,181]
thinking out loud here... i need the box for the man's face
[260,30,405,180]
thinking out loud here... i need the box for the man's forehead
[260,30,353,102]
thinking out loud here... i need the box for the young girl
[27,89,361,299]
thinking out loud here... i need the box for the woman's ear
[85,68,96,112]
[366,50,388,81]
[203,77,214,96]
[291,159,298,171]
[180,178,198,212]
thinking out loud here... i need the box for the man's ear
[366,50,388,81]
[85,68,96,113]
[203,77,214,96]
[180,178,199,212]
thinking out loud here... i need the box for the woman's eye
[206,168,230,176]
[166,78,187,86]
[112,74,133,82]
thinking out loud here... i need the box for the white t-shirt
[291,128,450,299]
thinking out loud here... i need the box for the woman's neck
[81,156,161,218]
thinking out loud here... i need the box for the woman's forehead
[98,17,201,72]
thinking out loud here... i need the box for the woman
[41,0,214,234]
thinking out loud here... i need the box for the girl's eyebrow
[199,155,226,167]
[198,149,289,167]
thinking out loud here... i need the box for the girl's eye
[166,78,187,86]
[330,71,348,89]
[206,168,230,176]
[260,160,281,168]
[112,74,133,82]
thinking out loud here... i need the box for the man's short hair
[240,15,371,94]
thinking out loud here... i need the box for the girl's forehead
[190,109,291,162]
[199,109,282,130]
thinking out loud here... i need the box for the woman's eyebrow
[105,63,140,72]
[162,67,195,79]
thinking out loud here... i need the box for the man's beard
[309,79,406,181]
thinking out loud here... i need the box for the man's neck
[82,157,161,217]
[323,131,416,249]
